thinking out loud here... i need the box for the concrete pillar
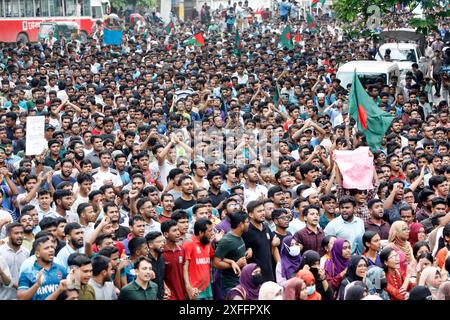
[159,0,172,23]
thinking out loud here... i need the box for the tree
[110,0,155,12]
[333,0,449,35]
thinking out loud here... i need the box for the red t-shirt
[163,244,186,300]
[93,241,125,256]
[183,238,214,292]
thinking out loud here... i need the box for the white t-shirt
[243,184,268,207]
[92,168,123,190]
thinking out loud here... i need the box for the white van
[375,29,425,73]
[375,43,423,72]
[336,61,400,88]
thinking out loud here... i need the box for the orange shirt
[436,247,448,269]
[183,237,214,292]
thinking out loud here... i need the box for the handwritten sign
[26,116,46,155]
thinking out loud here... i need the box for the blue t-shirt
[18,261,67,300]
[51,175,77,189]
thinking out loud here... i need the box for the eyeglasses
[356,190,368,195]
[277,216,292,221]
[197,167,207,170]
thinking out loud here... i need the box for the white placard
[25,116,46,155]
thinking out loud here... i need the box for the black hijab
[345,255,368,282]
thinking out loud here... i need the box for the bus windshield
[338,72,387,87]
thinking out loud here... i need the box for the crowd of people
[0,0,449,301]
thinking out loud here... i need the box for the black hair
[64,222,82,236]
[92,255,110,276]
[380,247,396,271]
[362,231,378,252]
[134,256,153,270]
[145,231,163,243]
[128,237,147,256]
[39,217,58,230]
[302,204,320,217]
[161,220,177,234]
[413,241,430,259]
[229,211,248,229]
[339,196,356,208]
[171,210,188,222]
[246,199,264,214]
[193,218,212,236]
[95,234,113,247]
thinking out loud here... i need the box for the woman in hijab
[258,281,283,300]
[324,238,351,293]
[366,266,390,300]
[343,281,368,300]
[437,282,450,300]
[227,263,263,300]
[409,222,427,246]
[297,269,322,300]
[418,266,443,299]
[283,277,307,300]
[276,235,302,287]
[380,247,414,300]
[386,221,414,275]
[408,285,433,300]
[299,250,333,300]
[338,255,371,300]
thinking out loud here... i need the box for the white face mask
[286,244,301,257]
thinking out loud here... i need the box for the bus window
[0,0,3,17]
[91,5,101,19]
[65,0,76,16]
[49,0,64,16]
[24,0,35,17]
[37,0,50,16]
[82,0,91,16]
[4,0,20,17]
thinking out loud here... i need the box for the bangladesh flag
[294,30,301,44]
[306,12,318,31]
[280,26,293,49]
[183,32,205,46]
[349,71,394,151]
[311,0,326,7]
[233,29,242,56]
[273,81,280,104]
[165,22,174,34]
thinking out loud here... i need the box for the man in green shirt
[68,254,96,300]
[213,212,249,298]
[118,257,158,300]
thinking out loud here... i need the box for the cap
[45,124,56,131]
[301,188,317,199]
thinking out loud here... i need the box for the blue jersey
[18,261,67,300]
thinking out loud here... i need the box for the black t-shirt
[208,190,229,208]
[174,197,196,210]
[114,225,130,241]
[149,253,165,300]
[242,222,275,282]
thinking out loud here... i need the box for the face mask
[380,278,387,290]
[306,285,316,296]
[252,273,264,286]
[288,245,301,257]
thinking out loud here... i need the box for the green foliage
[333,0,447,35]
[136,0,155,8]
[110,0,128,10]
